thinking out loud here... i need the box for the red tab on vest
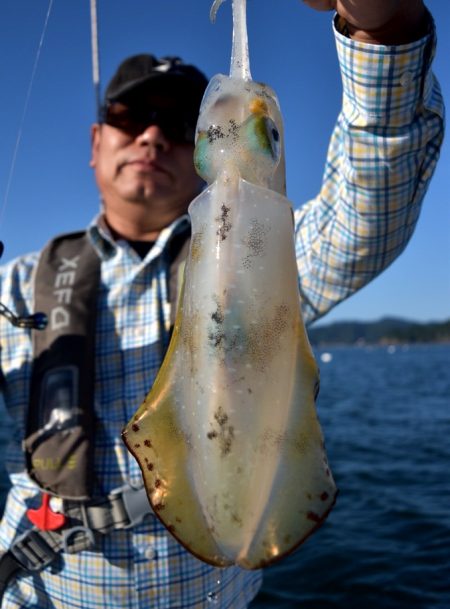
[26,493,67,531]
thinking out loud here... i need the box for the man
[0,1,444,607]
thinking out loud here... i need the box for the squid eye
[244,115,281,163]
[264,118,281,162]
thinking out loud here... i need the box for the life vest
[23,227,189,499]
[0,227,190,598]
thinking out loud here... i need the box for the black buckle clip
[10,530,57,572]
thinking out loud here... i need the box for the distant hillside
[308,317,450,346]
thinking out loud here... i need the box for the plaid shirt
[0,18,444,609]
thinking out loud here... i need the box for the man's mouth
[122,158,169,175]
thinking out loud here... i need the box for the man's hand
[302,0,428,44]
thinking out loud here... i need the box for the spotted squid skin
[122,0,337,571]
[123,170,337,568]
[122,85,337,566]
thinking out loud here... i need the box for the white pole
[90,0,101,120]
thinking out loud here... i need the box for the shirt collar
[87,213,191,263]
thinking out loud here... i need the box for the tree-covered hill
[308,317,450,346]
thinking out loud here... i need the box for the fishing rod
[90,0,102,121]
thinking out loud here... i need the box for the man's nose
[136,124,170,151]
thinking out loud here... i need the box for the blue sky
[0,0,448,325]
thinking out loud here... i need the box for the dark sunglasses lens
[104,103,196,143]
[157,115,195,144]
[104,104,143,136]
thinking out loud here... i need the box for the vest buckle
[109,484,152,529]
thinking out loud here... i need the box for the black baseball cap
[103,54,208,109]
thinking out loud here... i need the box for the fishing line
[90,0,102,121]
[0,0,55,230]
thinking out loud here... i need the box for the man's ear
[90,124,101,168]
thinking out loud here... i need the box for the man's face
[90,94,204,225]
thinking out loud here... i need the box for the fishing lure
[123,0,337,569]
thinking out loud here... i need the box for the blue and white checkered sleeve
[295,15,445,325]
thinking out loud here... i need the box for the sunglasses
[101,101,197,144]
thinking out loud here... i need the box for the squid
[122,0,337,569]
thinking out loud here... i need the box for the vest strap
[0,484,154,600]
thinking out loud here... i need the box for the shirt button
[400,71,414,87]
[145,546,157,560]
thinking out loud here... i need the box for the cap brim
[107,72,206,106]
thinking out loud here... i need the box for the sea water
[250,343,450,609]
[0,344,448,608]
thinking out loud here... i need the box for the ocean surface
[0,343,449,608]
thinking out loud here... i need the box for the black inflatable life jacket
[23,228,189,500]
